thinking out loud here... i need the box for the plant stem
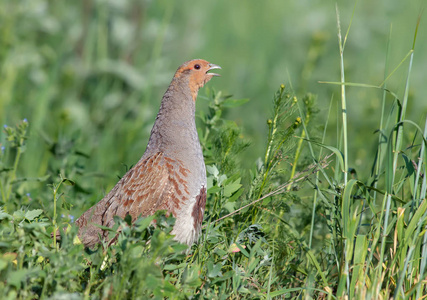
[53,184,58,250]
[5,138,24,209]
[336,4,348,185]
[393,16,419,297]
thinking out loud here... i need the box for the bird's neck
[159,77,196,120]
[145,77,200,155]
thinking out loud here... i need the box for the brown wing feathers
[76,152,191,247]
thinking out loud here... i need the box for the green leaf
[269,287,304,297]
[134,215,156,231]
[61,199,73,210]
[0,210,12,220]
[12,210,26,221]
[404,199,427,243]
[8,269,28,288]
[300,138,345,172]
[160,280,177,296]
[235,243,250,257]
[385,129,394,194]
[350,234,368,296]
[306,249,329,286]
[164,262,186,271]
[145,273,161,289]
[206,165,219,177]
[402,153,415,197]
[342,179,359,240]
[223,179,242,197]
[25,209,43,221]
[247,257,260,274]
[223,202,236,213]
[0,259,8,271]
[62,178,75,186]
[228,187,244,202]
[222,98,250,108]
[129,245,144,259]
[396,208,405,243]
[207,262,222,278]
[207,186,221,194]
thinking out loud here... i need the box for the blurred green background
[0,0,426,199]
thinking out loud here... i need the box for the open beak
[207,63,221,77]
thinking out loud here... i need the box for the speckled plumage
[76,59,220,248]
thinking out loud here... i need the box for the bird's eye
[194,64,201,70]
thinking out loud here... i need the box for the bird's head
[174,59,221,101]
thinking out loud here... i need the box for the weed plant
[1,2,427,299]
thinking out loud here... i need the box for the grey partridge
[76,59,221,248]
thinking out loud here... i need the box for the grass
[1,1,427,299]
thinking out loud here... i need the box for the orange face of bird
[174,59,221,101]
